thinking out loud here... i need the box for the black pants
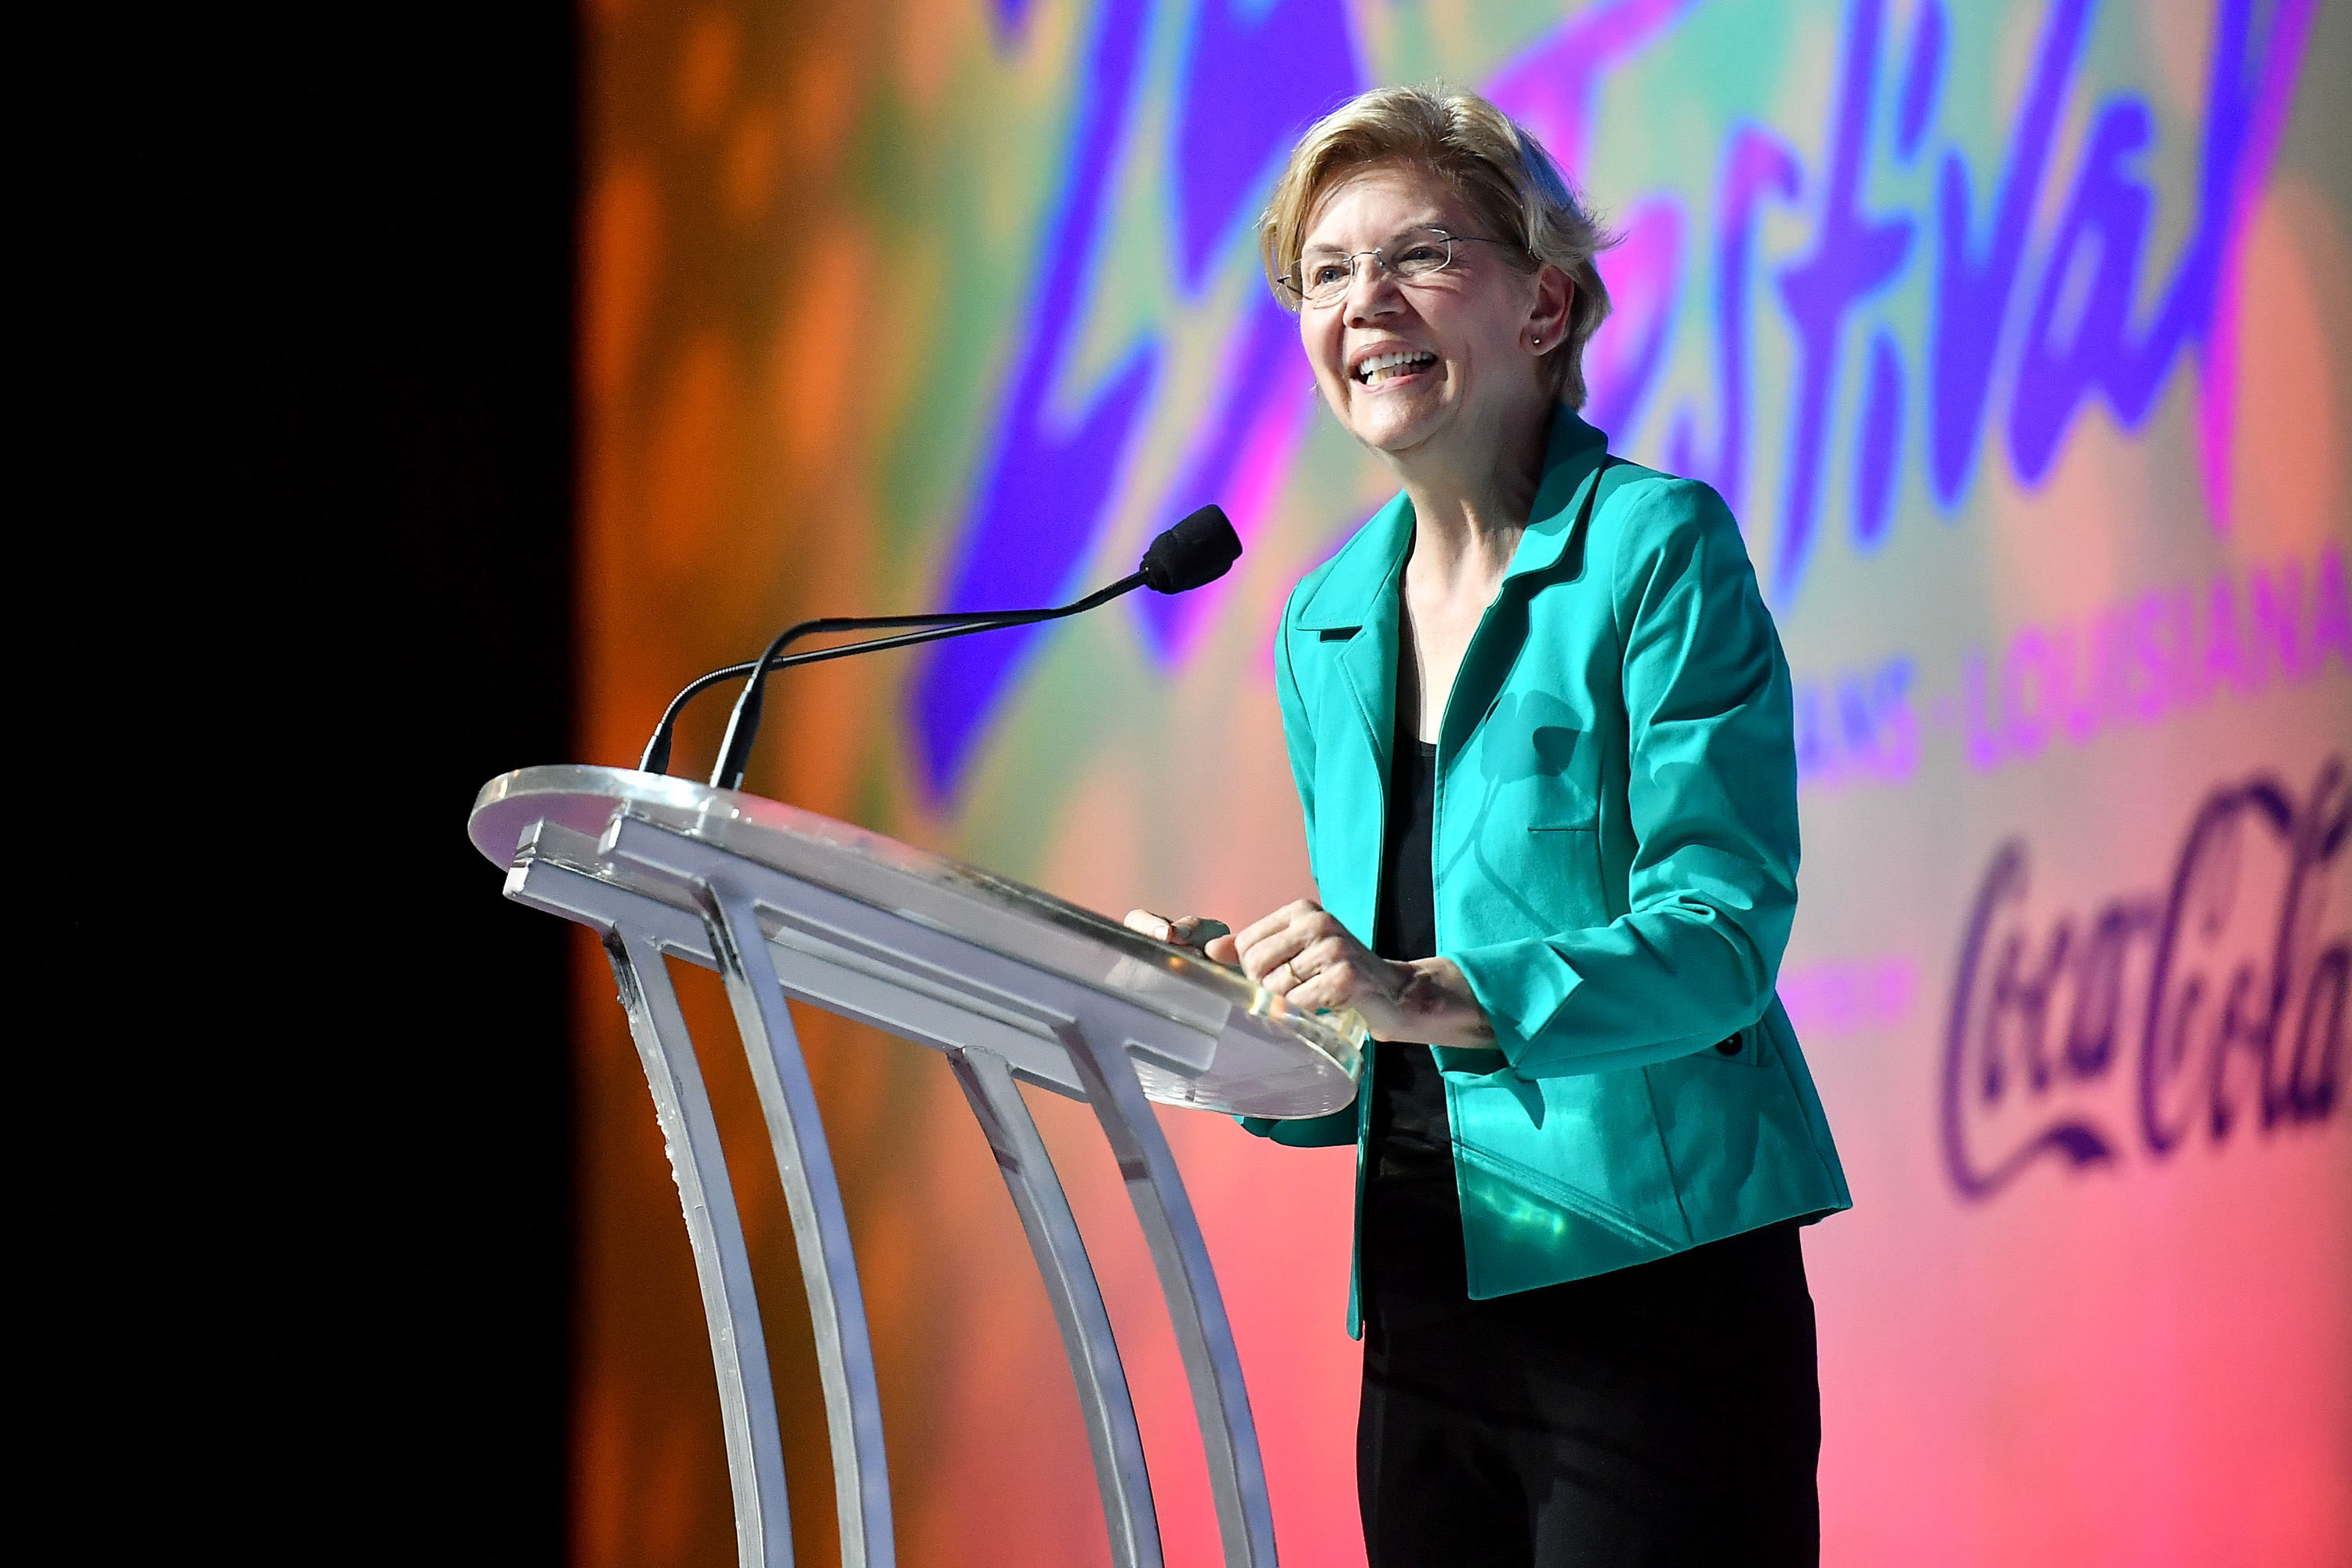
[1357,1221,1820,1567]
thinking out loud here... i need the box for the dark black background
[227,6,582,1557]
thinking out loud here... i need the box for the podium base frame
[501,808,1279,1568]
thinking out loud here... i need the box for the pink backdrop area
[565,0,2350,1562]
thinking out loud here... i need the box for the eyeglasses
[1276,228,1515,308]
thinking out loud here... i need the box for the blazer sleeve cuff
[1449,938,1582,1068]
[1235,1103,1359,1147]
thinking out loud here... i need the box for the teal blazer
[1245,408,1850,1336]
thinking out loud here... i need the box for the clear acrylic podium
[469,765,1365,1568]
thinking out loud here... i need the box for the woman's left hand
[1229,898,1496,1049]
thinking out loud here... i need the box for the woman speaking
[1129,86,1849,1566]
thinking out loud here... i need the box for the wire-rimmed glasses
[1276,227,1515,308]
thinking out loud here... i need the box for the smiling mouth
[1354,350,1436,385]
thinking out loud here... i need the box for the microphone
[1140,501,1244,593]
[643,505,1242,789]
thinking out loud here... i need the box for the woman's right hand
[1131,902,1490,1046]
[1123,909,1240,965]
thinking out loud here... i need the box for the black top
[1361,604,1472,1327]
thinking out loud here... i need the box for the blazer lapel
[1294,493,1411,944]
[1297,492,1413,786]
[1502,409,1610,586]
[1437,410,1610,760]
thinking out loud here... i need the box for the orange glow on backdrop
[574,1,2350,1563]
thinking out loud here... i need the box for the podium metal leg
[1057,1023,1278,1568]
[603,927,796,1568]
[949,1047,1163,1568]
[531,814,1276,1565]
[705,880,897,1568]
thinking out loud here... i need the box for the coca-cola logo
[1942,760,2349,1200]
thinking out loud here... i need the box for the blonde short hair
[1260,85,1613,409]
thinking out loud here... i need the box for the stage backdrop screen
[570,0,2349,1562]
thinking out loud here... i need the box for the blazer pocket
[1513,731,1602,830]
[1458,709,1610,938]
[1519,823,1608,929]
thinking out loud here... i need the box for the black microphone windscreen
[1140,505,1242,593]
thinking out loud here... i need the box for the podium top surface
[472,764,1366,1117]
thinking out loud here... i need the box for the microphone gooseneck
[645,505,1242,789]
[702,575,1143,789]
[639,605,1022,777]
